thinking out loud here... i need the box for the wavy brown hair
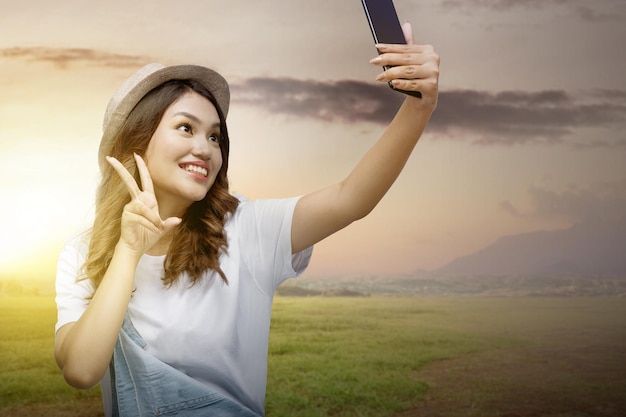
[84,79,239,288]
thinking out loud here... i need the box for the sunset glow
[1,0,625,284]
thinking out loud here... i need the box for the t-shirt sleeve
[55,236,94,334]
[236,196,313,293]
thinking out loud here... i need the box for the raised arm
[54,154,181,388]
[291,22,439,253]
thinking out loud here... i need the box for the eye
[176,123,192,134]
[208,133,221,144]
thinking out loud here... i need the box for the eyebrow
[173,112,220,129]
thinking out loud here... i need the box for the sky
[1,0,625,284]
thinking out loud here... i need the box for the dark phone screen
[361,0,422,98]
[361,0,406,45]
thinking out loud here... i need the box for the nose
[191,135,212,160]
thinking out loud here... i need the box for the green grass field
[0,296,101,414]
[1,295,625,416]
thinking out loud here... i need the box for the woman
[54,23,439,416]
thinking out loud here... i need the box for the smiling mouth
[180,164,208,178]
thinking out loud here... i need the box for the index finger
[375,43,431,54]
[106,156,141,199]
[133,153,155,195]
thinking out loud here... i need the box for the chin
[194,189,211,202]
[176,183,213,205]
[175,190,209,206]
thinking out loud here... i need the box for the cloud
[500,180,626,223]
[231,77,404,125]
[4,47,624,148]
[0,47,151,69]
[232,77,626,147]
[441,0,560,10]
[439,0,625,22]
[573,5,621,22]
[429,88,626,146]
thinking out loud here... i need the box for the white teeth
[183,164,208,177]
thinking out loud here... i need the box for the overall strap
[111,314,261,417]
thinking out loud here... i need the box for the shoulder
[225,194,302,249]
[230,194,302,220]
[55,232,95,333]
[59,232,90,264]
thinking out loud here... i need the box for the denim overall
[110,315,261,416]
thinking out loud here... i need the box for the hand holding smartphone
[360,0,422,99]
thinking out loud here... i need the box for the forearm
[290,37,439,253]
[55,243,140,388]
[56,153,181,388]
[339,98,433,219]
[291,99,434,253]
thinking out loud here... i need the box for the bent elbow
[353,204,376,222]
[62,365,104,390]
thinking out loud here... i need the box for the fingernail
[376,73,384,81]
[370,56,382,64]
[375,44,387,50]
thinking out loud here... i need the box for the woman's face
[144,90,223,217]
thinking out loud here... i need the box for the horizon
[0,211,626,285]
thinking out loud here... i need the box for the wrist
[114,241,144,265]
[405,95,436,113]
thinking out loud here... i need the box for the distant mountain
[293,217,626,296]
[433,217,626,278]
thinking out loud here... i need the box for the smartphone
[360,0,422,98]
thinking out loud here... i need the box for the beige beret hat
[98,63,230,171]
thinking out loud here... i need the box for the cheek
[214,153,224,173]
[143,140,160,171]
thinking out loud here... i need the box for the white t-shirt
[55,196,313,416]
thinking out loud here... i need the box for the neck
[155,191,193,220]
[159,202,189,220]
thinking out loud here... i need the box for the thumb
[402,20,414,45]
[162,217,182,231]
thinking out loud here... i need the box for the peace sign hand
[106,153,182,257]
